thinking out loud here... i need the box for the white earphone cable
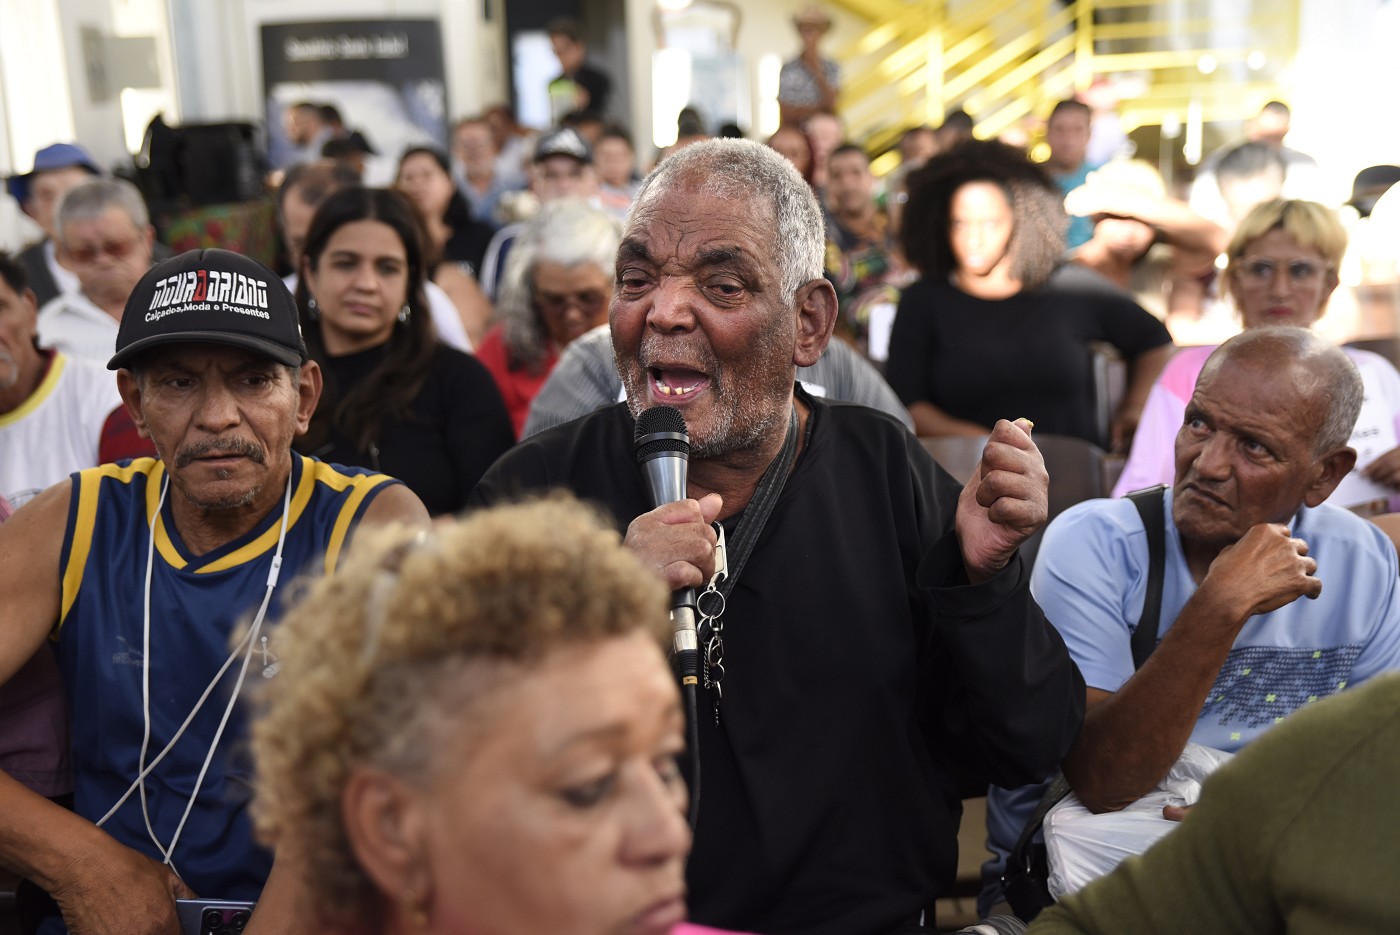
[96,469,293,874]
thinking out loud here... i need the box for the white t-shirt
[35,291,120,364]
[42,240,81,297]
[0,352,121,508]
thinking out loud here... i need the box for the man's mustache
[175,438,266,468]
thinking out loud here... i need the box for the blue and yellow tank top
[55,454,397,901]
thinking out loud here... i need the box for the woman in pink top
[251,498,749,935]
[1114,199,1400,511]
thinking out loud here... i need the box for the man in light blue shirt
[983,327,1400,914]
[1046,100,1098,249]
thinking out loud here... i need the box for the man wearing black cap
[0,248,428,933]
[479,126,598,299]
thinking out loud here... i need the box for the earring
[398,304,411,323]
[306,296,319,321]
[404,888,429,929]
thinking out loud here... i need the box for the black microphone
[633,406,701,683]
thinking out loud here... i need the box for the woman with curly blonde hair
[251,497,745,934]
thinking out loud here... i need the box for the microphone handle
[672,588,700,682]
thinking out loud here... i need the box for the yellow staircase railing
[830,0,1300,161]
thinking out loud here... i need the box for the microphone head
[633,405,690,464]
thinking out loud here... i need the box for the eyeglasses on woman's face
[1236,257,1330,288]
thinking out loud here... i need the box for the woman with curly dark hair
[294,186,514,515]
[885,139,1173,450]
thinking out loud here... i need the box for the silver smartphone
[176,898,256,935]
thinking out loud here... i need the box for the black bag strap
[1003,484,1169,920]
[1127,484,1169,669]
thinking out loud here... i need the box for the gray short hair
[628,139,824,301]
[1208,327,1363,454]
[498,199,620,369]
[55,178,149,238]
[1311,351,1365,454]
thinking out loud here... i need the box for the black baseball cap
[1349,165,1400,218]
[109,248,307,370]
[534,127,593,164]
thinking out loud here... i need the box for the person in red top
[474,198,619,436]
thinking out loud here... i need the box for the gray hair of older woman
[496,199,621,371]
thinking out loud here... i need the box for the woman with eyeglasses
[293,186,514,516]
[1113,198,1400,510]
[251,497,750,935]
[474,199,619,437]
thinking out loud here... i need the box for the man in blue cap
[7,143,103,308]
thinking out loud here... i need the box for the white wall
[623,0,866,161]
[0,0,126,173]
[169,0,503,129]
[4,0,1394,189]
[1287,0,1400,205]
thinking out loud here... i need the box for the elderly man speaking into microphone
[471,139,1083,935]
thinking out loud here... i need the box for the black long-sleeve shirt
[886,264,1172,445]
[310,343,514,516]
[472,387,1084,935]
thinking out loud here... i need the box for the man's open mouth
[650,367,710,400]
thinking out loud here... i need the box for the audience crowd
[2,25,1400,935]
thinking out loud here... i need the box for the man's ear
[792,278,837,369]
[341,767,432,912]
[294,360,323,437]
[1304,446,1358,507]
[115,369,152,439]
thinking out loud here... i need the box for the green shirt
[1030,673,1400,934]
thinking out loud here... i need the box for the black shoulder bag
[1001,485,1168,921]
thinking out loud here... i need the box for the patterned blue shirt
[1034,489,1400,749]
